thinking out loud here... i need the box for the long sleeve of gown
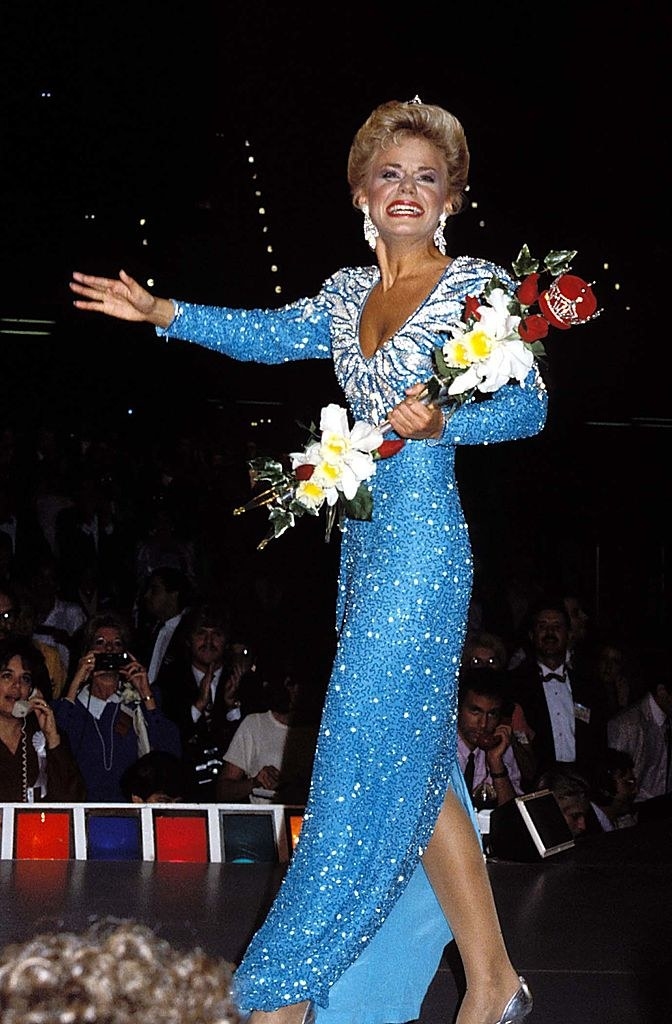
[156,292,334,365]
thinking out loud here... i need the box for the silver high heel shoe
[493,976,533,1024]
[301,1002,316,1024]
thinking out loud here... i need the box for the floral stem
[233,486,292,516]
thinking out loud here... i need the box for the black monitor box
[488,789,575,862]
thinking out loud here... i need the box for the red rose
[538,274,598,330]
[464,294,481,320]
[516,273,541,307]
[294,464,314,480]
[518,314,549,342]
[376,439,406,460]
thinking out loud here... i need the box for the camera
[94,651,131,672]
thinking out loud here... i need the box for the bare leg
[422,788,522,1024]
[247,1003,311,1024]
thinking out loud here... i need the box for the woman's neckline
[358,256,464,362]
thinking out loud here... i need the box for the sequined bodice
[324,256,501,425]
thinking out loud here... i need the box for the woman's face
[0,654,32,719]
[359,136,450,245]
[91,626,125,680]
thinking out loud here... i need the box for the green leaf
[543,250,577,276]
[512,245,540,278]
[528,341,548,360]
[249,457,291,488]
[267,506,295,537]
[433,347,459,384]
[343,484,373,521]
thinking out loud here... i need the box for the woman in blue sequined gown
[71,99,546,1024]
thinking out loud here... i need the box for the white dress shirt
[540,661,576,762]
[608,692,670,801]
[147,611,184,683]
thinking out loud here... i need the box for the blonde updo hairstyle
[347,100,470,214]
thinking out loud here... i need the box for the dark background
[1,1,670,643]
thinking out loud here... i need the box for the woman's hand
[30,697,61,749]
[120,655,156,706]
[386,383,444,440]
[69,269,175,328]
[65,649,97,700]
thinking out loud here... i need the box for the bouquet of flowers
[235,246,599,550]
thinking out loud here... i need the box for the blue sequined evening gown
[158,257,548,1023]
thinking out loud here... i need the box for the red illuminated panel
[15,811,72,860]
[154,815,208,862]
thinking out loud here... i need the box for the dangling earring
[361,204,379,251]
[433,211,448,256]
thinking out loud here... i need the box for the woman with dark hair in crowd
[0,635,85,802]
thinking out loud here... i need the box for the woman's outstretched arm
[70,269,175,328]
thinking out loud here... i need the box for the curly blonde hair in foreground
[0,919,239,1024]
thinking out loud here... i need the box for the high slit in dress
[157,256,548,1023]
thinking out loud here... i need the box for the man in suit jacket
[608,671,672,801]
[141,567,193,684]
[508,597,607,789]
[156,599,243,800]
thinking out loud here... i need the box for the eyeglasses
[92,636,125,651]
[469,655,497,667]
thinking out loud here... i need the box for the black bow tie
[543,672,566,683]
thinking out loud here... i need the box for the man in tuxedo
[508,597,607,788]
[141,567,193,684]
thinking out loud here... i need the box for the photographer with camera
[54,612,181,801]
[457,667,523,811]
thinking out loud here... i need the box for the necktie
[464,750,475,794]
[543,672,565,683]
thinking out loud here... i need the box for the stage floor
[2,816,671,1024]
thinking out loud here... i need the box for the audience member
[1,584,63,699]
[0,474,51,582]
[216,665,318,806]
[607,659,672,801]
[157,599,245,800]
[139,566,193,683]
[592,635,644,718]
[563,592,592,668]
[119,749,187,803]
[135,503,197,593]
[536,767,601,839]
[53,611,181,801]
[588,747,639,831]
[0,635,85,802]
[55,469,132,610]
[508,596,607,785]
[28,553,87,681]
[461,631,537,790]
[0,918,239,1024]
[456,667,522,810]
[0,530,14,588]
